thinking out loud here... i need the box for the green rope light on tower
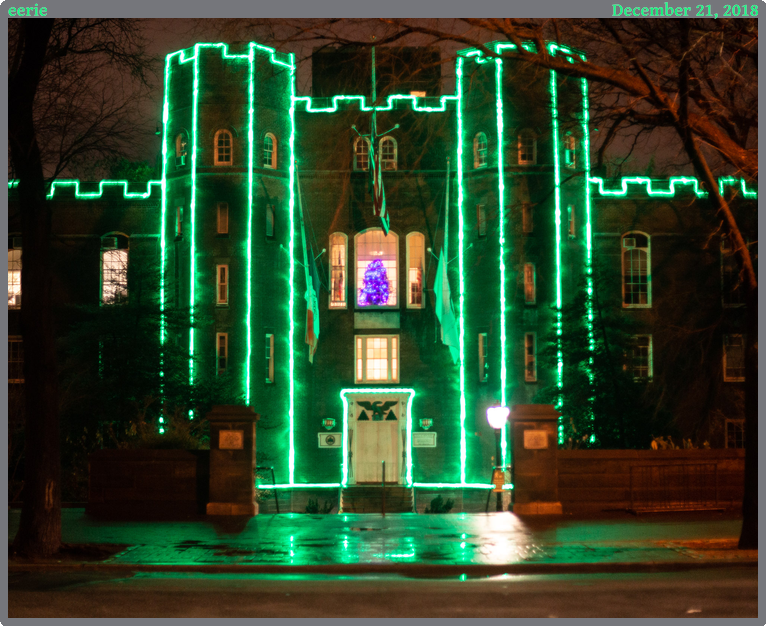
[294,93,458,114]
[718,176,758,199]
[588,176,708,197]
[548,61,565,441]
[288,53,297,485]
[7,179,162,199]
[494,57,509,468]
[245,44,255,405]
[456,56,467,484]
[340,388,416,487]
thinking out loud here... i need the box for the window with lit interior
[355,335,399,383]
[355,229,398,307]
[563,133,576,168]
[214,129,232,165]
[329,233,347,308]
[622,232,651,307]
[101,234,128,305]
[8,236,21,309]
[626,335,652,380]
[473,132,488,168]
[263,133,277,169]
[175,132,188,167]
[406,232,424,308]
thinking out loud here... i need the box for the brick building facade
[8,41,755,498]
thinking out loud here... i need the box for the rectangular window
[356,230,398,307]
[266,204,275,238]
[723,334,745,381]
[564,134,576,169]
[522,203,533,234]
[725,419,745,449]
[407,234,425,308]
[176,206,183,238]
[8,245,21,309]
[477,204,487,238]
[217,203,228,235]
[217,265,228,305]
[478,332,488,382]
[8,337,23,383]
[102,248,128,304]
[216,332,228,374]
[329,234,347,308]
[568,205,576,238]
[355,335,399,383]
[524,263,536,305]
[721,239,744,307]
[524,333,537,382]
[265,332,275,383]
[626,335,653,380]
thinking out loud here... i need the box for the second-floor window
[265,332,275,383]
[380,136,397,171]
[518,129,537,165]
[626,335,652,380]
[264,133,277,169]
[473,132,488,168]
[175,132,188,167]
[329,233,347,308]
[355,335,399,383]
[214,130,232,165]
[478,332,488,382]
[356,229,398,307]
[354,137,370,171]
[622,232,651,307]
[564,133,576,168]
[524,263,536,305]
[101,235,128,305]
[217,264,228,305]
[8,237,21,309]
[525,333,537,382]
[217,332,228,374]
[217,203,228,235]
[407,232,424,308]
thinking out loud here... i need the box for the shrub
[424,495,454,514]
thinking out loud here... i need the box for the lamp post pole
[494,427,503,512]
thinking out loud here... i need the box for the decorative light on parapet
[486,406,510,430]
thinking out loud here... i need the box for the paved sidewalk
[8,508,756,573]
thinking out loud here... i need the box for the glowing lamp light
[486,406,510,430]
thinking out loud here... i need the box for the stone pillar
[206,405,260,516]
[509,404,563,515]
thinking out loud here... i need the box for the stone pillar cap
[206,405,261,422]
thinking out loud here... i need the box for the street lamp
[486,405,510,512]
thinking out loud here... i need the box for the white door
[352,397,401,484]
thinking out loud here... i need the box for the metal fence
[629,463,720,513]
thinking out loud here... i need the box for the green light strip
[294,93,458,114]
[494,57,508,468]
[256,483,341,489]
[339,388,416,487]
[456,56,467,484]
[188,46,200,387]
[245,44,255,405]
[288,53,297,485]
[158,53,172,434]
[589,176,708,198]
[6,179,162,198]
[413,482,498,489]
[718,176,758,198]
[548,58,565,436]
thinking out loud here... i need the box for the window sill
[623,304,652,309]
[724,378,746,383]
[216,303,229,308]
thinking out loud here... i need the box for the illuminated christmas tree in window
[358,259,389,306]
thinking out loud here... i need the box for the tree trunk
[9,18,62,558]
[739,285,757,549]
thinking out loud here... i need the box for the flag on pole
[305,245,320,363]
[369,125,389,235]
[434,250,459,364]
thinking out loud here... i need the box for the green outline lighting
[589,176,708,198]
[6,179,163,199]
[288,53,297,484]
[456,56,467,484]
[245,44,255,404]
[718,176,757,199]
[294,93,458,114]
[340,388,415,487]
[494,57,508,468]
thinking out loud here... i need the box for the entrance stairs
[341,486,414,513]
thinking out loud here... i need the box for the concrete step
[342,487,414,513]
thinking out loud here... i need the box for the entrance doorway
[347,393,408,484]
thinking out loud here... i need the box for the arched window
[622,232,651,307]
[8,235,21,309]
[380,136,397,171]
[563,132,576,168]
[329,233,348,309]
[263,132,277,169]
[355,229,398,307]
[406,232,425,308]
[175,132,188,167]
[518,129,537,165]
[473,132,488,169]
[101,233,129,305]
[214,129,232,166]
[354,137,370,171]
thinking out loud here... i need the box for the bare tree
[8,18,155,557]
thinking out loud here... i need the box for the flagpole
[371,42,376,141]
[444,157,450,264]
[295,163,313,360]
